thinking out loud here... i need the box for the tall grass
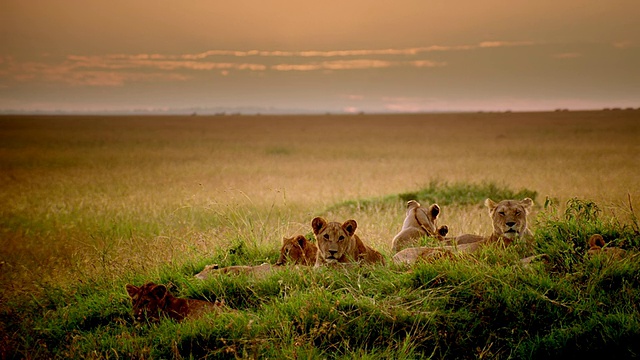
[2,194,639,358]
[1,112,639,358]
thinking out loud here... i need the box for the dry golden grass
[1,111,638,293]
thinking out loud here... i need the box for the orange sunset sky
[1,0,638,114]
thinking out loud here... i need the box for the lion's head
[406,200,442,237]
[126,282,223,322]
[587,234,626,258]
[485,198,533,244]
[276,235,317,266]
[391,200,448,253]
[126,282,171,322]
[312,217,357,264]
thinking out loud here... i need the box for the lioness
[393,198,534,265]
[194,263,273,280]
[391,200,448,253]
[312,217,385,266]
[451,198,534,246]
[276,235,318,266]
[125,282,225,322]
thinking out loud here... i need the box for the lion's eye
[515,211,521,216]
[338,235,345,241]
[323,234,330,240]
[498,211,506,216]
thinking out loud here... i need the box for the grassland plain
[0,110,639,358]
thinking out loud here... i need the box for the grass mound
[3,197,639,359]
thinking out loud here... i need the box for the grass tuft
[328,180,538,212]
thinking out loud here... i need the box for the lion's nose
[328,250,338,257]
[506,222,516,227]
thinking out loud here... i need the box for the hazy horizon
[1,1,638,114]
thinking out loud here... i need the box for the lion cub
[312,217,385,266]
[276,234,318,266]
[391,200,449,253]
[125,282,225,322]
[587,234,626,259]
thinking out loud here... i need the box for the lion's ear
[296,235,307,247]
[589,234,605,249]
[485,198,497,213]
[406,200,420,210]
[312,217,327,235]
[125,284,139,298]
[437,225,449,237]
[429,204,440,220]
[150,284,167,299]
[521,198,534,213]
[342,219,358,236]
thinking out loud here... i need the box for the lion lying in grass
[393,198,534,265]
[312,217,385,266]
[587,234,626,259]
[195,234,317,280]
[391,200,449,253]
[125,282,226,322]
[194,263,273,280]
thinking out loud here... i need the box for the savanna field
[1,110,639,359]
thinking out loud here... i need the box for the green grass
[327,180,538,212]
[1,113,638,358]
[2,196,639,359]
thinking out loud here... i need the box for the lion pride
[312,217,385,266]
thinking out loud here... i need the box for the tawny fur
[125,282,224,322]
[391,200,447,253]
[393,198,534,265]
[312,217,385,267]
[194,263,273,280]
[276,235,318,266]
[586,234,626,259]
[447,198,534,246]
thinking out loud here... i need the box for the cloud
[0,40,532,87]
[178,41,537,59]
[1,57,191,86]
[613,40,636,49]
[478,41,536,48]
[67,55,267,71]
[410,60,447,68]
[271,59,445,72]
[342,94,365,100]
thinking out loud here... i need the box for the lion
[451,197,534,246]
[312,217,385,266]
[125,282,225,322]
[194,263,273,280]
[393,198,534,265]
[391,200,449,253]
[392,242,484,265]
[586,234,626,259]
[276,234,318,266]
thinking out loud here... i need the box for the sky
[1,0,639,114]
